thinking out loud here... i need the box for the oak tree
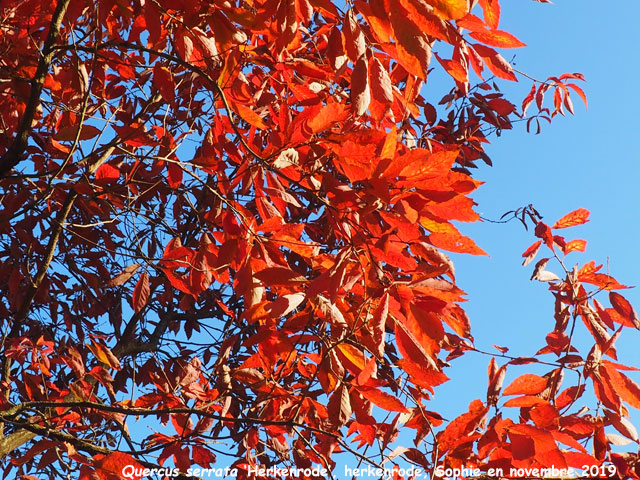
[0,0,638,479]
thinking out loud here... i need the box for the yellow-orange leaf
[88,340,121,370]
[563,239,587,254]
[552,208,590,229]
[336,343,366,375]
[479,0,500,29]
[234,104,268,129]
[389,0,431,79]
[426,0,468,20]
[469,29,526,49]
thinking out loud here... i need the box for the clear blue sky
[433,0,640,422]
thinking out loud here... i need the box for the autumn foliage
[0,0,638,479]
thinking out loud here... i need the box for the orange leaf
[426,0,468,20]
[397,358,449,392]
[357,386,409,413]
[503,396,547,408]
[234,103,268,129]
[552,208,590,229]
[394,149,459,179]
[602,363,640,409]
[437,399,488,454]
[469,29,526,49]
[54,124,101,142]
[479,0,500,29]
[503,374,547,396]
[307,101,348,133]
[428,231,488,256]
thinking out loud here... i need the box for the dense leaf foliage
[0,0,638,479]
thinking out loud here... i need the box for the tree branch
[0,0,71,178]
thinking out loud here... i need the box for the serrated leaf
[107,263,140,287]
[351,55,370,116]
[521,240,542,267]
[552,208,590,229]
[503,374,547,396]
[469,29,526,49]
[133,272,150,312]
[357,386,409,413]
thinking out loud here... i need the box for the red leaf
[95,163,120,181]
[107,263,140,287]
[435,53,468,83]
[609,292,640,329]
[191,445,216,467]
[368,56,393,122]
[552,208,590,229]
[503,374,547,396]
[327,26,347,71]
[567,83,588,109]
[473,44,517,81]
[328,384,352,427]
[488,98,516,116]
[167,160,183,189]
[534,222,554,248]
[521,240,542,267]
[152,65,175,105]
[522,83,536,116]
[133,272,150,313]
[94,453,144,480]
[343,9,366,62]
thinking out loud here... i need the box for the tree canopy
[1,0,639,479]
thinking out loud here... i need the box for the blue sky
[433,0,640,423]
